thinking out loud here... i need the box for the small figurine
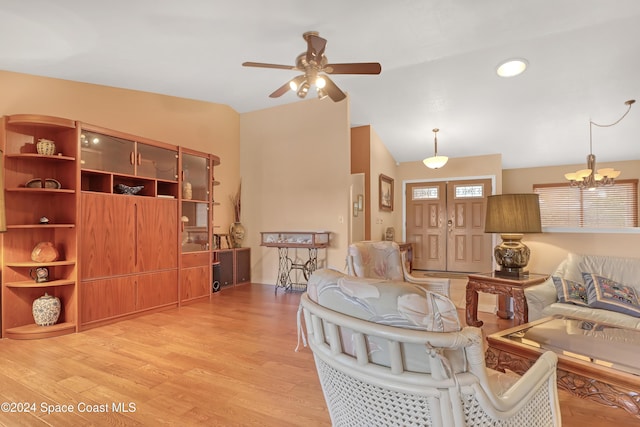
[39,216,50,224]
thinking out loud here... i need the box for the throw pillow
[582,272,640,318]
[552,276,588,306]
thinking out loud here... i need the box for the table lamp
[484,194,542,278]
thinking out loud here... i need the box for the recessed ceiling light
[496,58,528,77]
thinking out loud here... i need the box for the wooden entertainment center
[1,114,242,339]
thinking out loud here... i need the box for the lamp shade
[484,194,542,234]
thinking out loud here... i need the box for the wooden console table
[465,272,548,326]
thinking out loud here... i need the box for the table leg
[511,289,528,325]
[275,247,292,294]
[497,295,514,319]
[465,283,483,327]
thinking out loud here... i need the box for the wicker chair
[346,240,451,297]
[298,269,561,427]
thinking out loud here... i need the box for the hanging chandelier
[565,99,635,189]
[423,128,448,169]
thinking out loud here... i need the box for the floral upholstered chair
[347,240,450,297]
[298,268,562,427]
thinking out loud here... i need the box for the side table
[465,272,548,327]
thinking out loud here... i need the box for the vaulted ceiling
[1,0,638,169]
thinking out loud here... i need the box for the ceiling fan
[242,31,382,102]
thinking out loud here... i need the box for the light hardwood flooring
[0,283,636,426]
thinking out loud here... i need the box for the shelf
[6,153,76,162]
[7,114,76,128]
[7,224,75,229]
[6,188,75,194]
[5,279,76,288]
[5,322,76,340]
[6,260,76,268]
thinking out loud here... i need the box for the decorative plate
[26,178,43,188]
[45,179,61,189]
[25,178,61,189]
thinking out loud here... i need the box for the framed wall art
[379,174,394,212]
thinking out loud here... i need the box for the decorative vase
[230,222,245,248]
[183,181,192,200]
[31,241,59,263]
[32,293,61,326]
[36,138,56,155]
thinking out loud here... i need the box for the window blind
[533,179,638,228]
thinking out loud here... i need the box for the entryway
[405,178,493,273]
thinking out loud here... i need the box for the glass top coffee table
[486,315,640,418]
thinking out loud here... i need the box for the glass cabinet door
[182,153,210,201]
[137,143,178,181]
[181,152,210,253]
[80,130,135,175]
[181,201,209,252]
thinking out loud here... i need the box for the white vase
[32,293,61,326]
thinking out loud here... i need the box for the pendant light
[565,99,634,189]
[423,128,448,169]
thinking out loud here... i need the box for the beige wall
[240,97,351,284]
[369,127,398,241]
[0,70,241,228]
[504,160,640,272]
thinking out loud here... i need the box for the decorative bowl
[115,184,144,195]
[36,138,56,155]
[31,241,59,263]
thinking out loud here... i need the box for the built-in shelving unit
[2,114,225,338]
[1,114,79,339]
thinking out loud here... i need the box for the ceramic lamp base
[494,233,531,278]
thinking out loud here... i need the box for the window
[412,186,439,200]
[533,180,638,228]
[454,184,484,198]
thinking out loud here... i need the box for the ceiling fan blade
[306,33,327,64]
[269,81,292,98]
[322,75,346,102]
[243,61,296,71]
[324,62,382,75]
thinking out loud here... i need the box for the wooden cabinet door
[180,265,210,302]
[136,197,178,273]
[80,193,136,279]
[80,276,137,324]
[137,269,178,310]
[235,248,251,284]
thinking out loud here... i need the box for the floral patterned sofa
[525,253,640,329]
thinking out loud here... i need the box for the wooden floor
[0,283,636,426]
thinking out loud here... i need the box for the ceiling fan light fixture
[289,75,306,91]
[296,81,310,98]
[423,128,449,169]
[496,58,528,77]
[242,31,381,102]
